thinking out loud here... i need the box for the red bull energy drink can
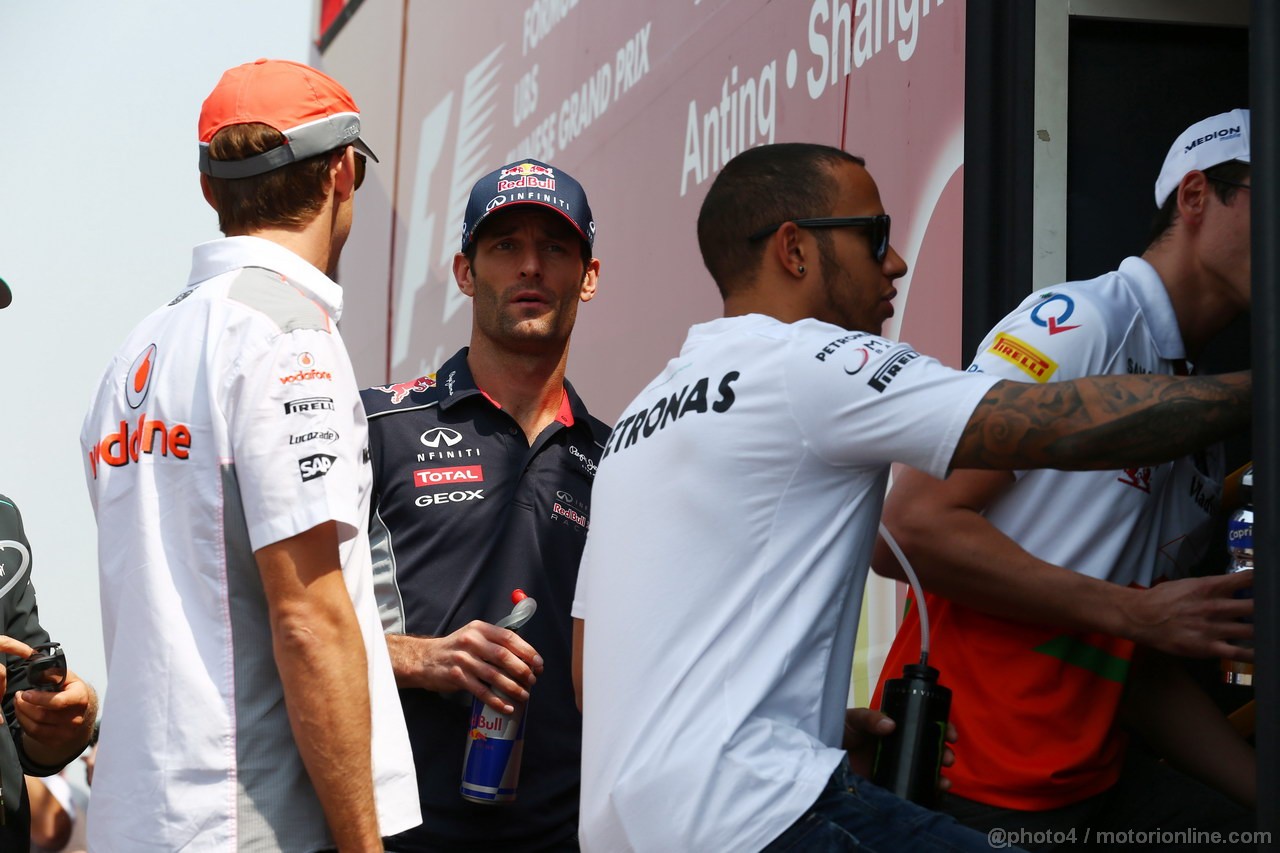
[460,589,538,804]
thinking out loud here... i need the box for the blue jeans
[762,758,1013,852]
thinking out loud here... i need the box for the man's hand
[842,707,957,792]
[16,669,96,764]
[1121,571,1254,660]
[0,635,35,707]
[388,623,544,714]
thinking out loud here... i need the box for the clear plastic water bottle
[1222,468,1254,686]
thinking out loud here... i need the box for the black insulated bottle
[871,663,951,808]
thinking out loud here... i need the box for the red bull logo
[373,375,436,404]
[499,162,555,179]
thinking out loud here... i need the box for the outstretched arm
[950,372,1250,472]
[873,467,1253,659]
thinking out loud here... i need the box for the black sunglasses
[1208,176,1250,192]
[748,215,891,263]
[354,151,367,191]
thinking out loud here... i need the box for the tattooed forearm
[950,371,1251,471]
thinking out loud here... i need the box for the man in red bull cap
[360,158,607,851]
[80,59,419,852]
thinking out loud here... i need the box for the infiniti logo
[420,427,464,448]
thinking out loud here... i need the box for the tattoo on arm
[951,372,1251,471]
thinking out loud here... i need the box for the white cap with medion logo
[1154,108,1251,207]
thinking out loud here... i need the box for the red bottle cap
[511,589,527,603]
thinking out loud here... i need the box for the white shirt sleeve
[785,330,998,478]
[223,324,366,552]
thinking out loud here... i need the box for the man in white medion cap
[80,59,420,852]
[875,109,1255,847]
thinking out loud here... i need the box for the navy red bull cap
[198,58,379,180]
[461,159,595,252]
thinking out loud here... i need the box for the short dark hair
[697,143,865,296]
[1147,160,1251,248]
[204,123,337,235]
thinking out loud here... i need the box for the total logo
[414,465,483,486]
[299,453,337,482]
[415,489,485,507]
[125,344,158,409]
[88,414,192,479]
[420,427,464,448]
[1031,293,1080,335]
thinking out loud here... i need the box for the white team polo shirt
[81,236,419,852]
[971,256,1219,585]
[572,315,997,852]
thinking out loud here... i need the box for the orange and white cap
[198,58,378,179]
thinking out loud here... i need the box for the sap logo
[414,465,483,486]
[88,414,192,479]
[569,445,598,475]
[290,429,339,446]
[299,454,337,482]
[1031,294,1080,335]
[867,348,920,393]
[415,489,485,507]
[284,397,335,415]
[420,427,464,448]
[125,344,158,409]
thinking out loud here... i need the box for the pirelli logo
[988,333,1057,382]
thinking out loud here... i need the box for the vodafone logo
[420,427,464,448]
[298,352,316,368]
[414,465,483,487]
[126,344,157,409]
[88,413,192,479]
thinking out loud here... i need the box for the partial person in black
[0,493,97,850]
[364,159,607,852]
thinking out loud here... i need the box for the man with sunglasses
[571,141,1252,852]
[80,60,418,852]
[874,110,1255,847]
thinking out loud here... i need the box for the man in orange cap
[81,59,419,852]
